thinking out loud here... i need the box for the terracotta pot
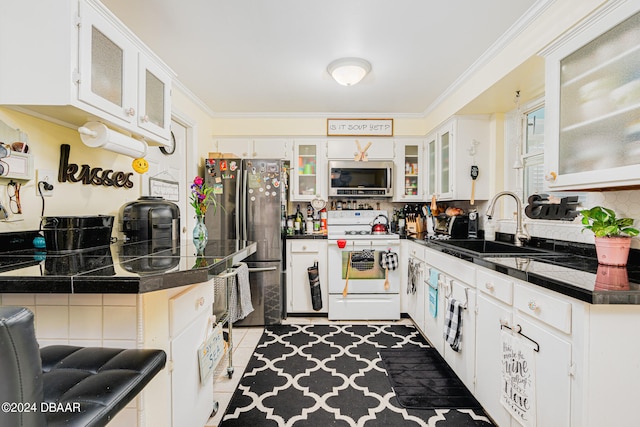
[594,236,631,266]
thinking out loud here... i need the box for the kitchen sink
[431,239,561,257]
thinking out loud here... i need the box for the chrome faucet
[485,191,530,246]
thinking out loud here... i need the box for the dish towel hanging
[229,262,253,323]
[443,298,463,352]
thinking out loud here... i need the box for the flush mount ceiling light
[327,58,371,86]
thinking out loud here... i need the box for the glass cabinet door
[426,136,436,198]
[138,55,172,139]
[398,141,422,200]
[293,143,319,200]
[558,10,640,176]
[438,128,452,197]
[78,1,137,123]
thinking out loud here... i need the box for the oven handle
[328,240,400,247]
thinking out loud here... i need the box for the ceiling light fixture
[327,58,371,86]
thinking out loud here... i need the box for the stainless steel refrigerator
[204,158,287,326]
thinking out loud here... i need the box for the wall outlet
[36,169,56,197]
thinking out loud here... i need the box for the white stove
[327,210,400,240]
[326,210,400,321]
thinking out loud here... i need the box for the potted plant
[580,206,638,266]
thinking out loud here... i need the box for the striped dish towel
[443,298,463,352]
[229,262,253,323]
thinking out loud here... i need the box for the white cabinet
[425,116,490,201]
[214,138,292,160]
[542,2,640,190]
[475,291,513,427]
[327,138,394,160]
[0,0,174,147]
[393,139,424,201]
[405,242,426,331]
[442,279,476,391]
[291,139,327,201]
[168,282,215,427]
[286,240,328,313]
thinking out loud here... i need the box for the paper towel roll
[78,122,148,158]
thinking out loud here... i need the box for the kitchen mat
[380,347,482,409]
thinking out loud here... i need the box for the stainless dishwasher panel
[233,261,282,326]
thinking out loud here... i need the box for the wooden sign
[327,118,393,136]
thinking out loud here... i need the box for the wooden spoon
[342,251,352,297]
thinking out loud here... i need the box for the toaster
[434,214,470,239]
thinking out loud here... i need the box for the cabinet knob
[142,114,150,123]
[485,282,494,291]
[302,245,307,251]
[528,300,539,311]
[544,171,557,182]
[197,297,205,307]
[125,107,136,117]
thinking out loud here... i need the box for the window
[522,105,545,200]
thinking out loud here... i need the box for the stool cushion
[41,346,166,427]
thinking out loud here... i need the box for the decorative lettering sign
[149,177,180,201]
[58,144,134,188]
[327,118,393,136]
[500,330,536,427]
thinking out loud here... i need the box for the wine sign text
[58,144,134,188]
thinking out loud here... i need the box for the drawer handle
[302,245,307,250]
[528,300,539,311]
[485,282,494,291]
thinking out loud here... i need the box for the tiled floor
[206,316,413,427]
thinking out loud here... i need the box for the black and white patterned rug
[220,323,495,426]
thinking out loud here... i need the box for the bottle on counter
[320,208,327,230]
[295,204,303,234]
[398,208,406,235]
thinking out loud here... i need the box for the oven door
[327,239,400,294]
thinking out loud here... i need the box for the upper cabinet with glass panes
[0,0,174,147]
[542,2,640,190]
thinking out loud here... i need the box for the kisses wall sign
[57,144,134,188]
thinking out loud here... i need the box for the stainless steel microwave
[329,161,393,197]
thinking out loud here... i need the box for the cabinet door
[544,4,640,190]
[394,139,423,201]
[287,241,327,313]
[327,139,394,160]
[252,138,292,160]
[514,315,572,427]
[215,139,251,157]
[475,293,513,427]
[437,123,454,199]
[442,280,476,392]
[425,135,437,198]
[138,54,172,140]
[78,1,137,123]
[292,141,326,201]
[422,266,445,354]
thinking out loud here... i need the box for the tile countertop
[0,239,256,294]
[408,234,640,305]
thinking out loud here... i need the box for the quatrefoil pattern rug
[221,324,495,426]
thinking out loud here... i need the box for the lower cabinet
[286,239,328,314]
[442,279,476,391]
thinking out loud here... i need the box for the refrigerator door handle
[247,266,278,273]
[241,168,248,241]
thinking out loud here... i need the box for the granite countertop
[408,234,640,305]
[0,239,256,294]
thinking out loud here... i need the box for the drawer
[408,243,425,261]
[290,240,322,253]
[477,268,513,305]
[169,281,214,337]
[425,248,475,285]
[514,284,572,334]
